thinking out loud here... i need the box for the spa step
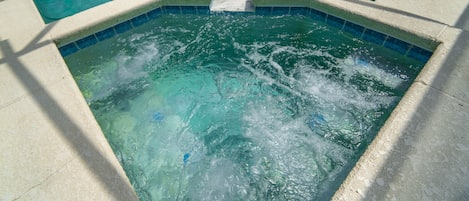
[210,0,254,12]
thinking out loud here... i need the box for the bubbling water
[65,14,424,200]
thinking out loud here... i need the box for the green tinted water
[65,14,424,200]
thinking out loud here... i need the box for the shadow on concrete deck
[455,5,469,31]
[0,24,138,201]
[343,0,448,26]
[356,3,469,200]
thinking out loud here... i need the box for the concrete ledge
[309,0,442,51]
[54,0,443,50]
[419,27,469,101]
[49,0,163,46]
[1,0,140,200]
[332,81,431,200]
[252,0,442,50]
[253,0,311,7]
[49,0,212,47]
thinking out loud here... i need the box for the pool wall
[49,0,440,54]
[253,0,440,51]
[58,5,210,57]
[58,4,432,64]
[48,0,211,47]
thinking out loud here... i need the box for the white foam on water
[232,39,404,152]
[340,56,408,89]
[235,42,311,99]
[242,98,354,199]
[299,68,384,109]
[236,40,400,112]
[239,62,275,85]
[74,60,119,102]
[67,14,422,201]
[185,158,252,200]
[75,38,169,103]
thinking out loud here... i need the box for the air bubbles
[66,14,421,201]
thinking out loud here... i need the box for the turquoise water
[33,0,110,23]
[65,14,424,200]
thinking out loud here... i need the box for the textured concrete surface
[321,1,469,200]
[358,0,469,31]
[252,1,469,200]
[1,0,468,200]
[0,0,139,200]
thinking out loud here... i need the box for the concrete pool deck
[1,0,468,200]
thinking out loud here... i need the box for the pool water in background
[64,14,425,200]
[33,0,110,23]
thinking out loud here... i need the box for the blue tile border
[343,21,365,38]
[58,6,195,56]
[255,6,272,15]
[196,6,210,15]
[310,8,327,22]
[59,5,433,63]
[384,36,411,55]
[326,15,345,30]
[95,27,116,41]
[131,13,150,27]
[147,7,163,19]
[181,6,197,14]
[163,6,182,14]
[407,46,433,63]
[272,7,289,15]
[290,7,309,16]
[114,20,133,34]
[362,29,387,46]
[75,35,98,49]
[59,43,80,57]
[254,6,433,62]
